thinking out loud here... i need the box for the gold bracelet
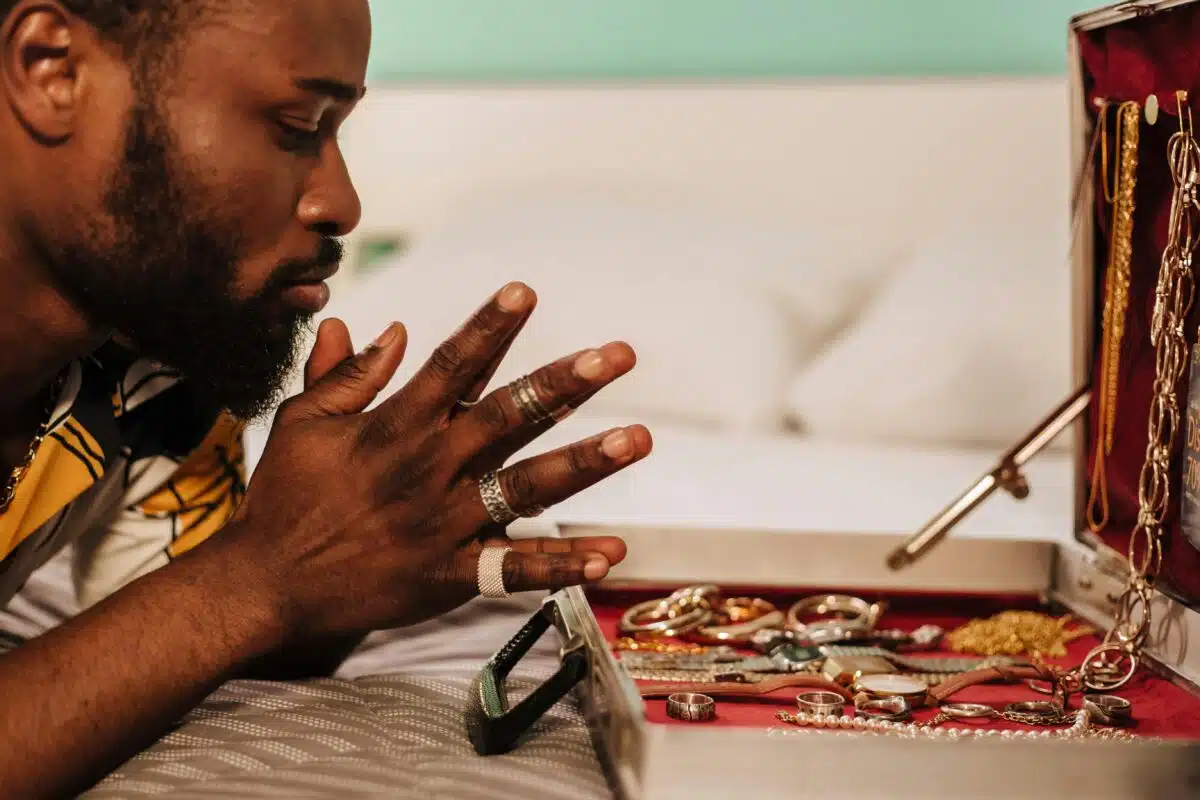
[1088,99,1141,534]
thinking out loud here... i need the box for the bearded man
[0,2,650,795]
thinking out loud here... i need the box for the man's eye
[277,122,322,154]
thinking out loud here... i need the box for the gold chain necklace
[1088,99,1141,533]
[945,611,1096,660]
[1079,92,1200,692]
[0,374,64,515]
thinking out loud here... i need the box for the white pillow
[325,193,898,433]
[784,222,1073,450]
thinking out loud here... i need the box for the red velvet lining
[1076,5,1200,604]
[588,587,1200,738]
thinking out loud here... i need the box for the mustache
[270,237,345,288]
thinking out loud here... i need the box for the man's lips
[276,251,341,313]
[280,281,332,313]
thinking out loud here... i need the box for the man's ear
[2,2,85,144]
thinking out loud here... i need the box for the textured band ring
[1003,701,1065,725]
[477,545,513,599]
[795,691,845,717]
[477,470,545,525]
[478,471,518,525]
[666,692,716,722]
[509,375,554,425]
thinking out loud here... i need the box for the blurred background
[249,0,1104,540]
[365,0,1095,81]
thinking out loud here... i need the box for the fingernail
[602,430,632,460]
[370,323,400,350]
[574,351,607,381]
[584,556,609,581]
[498,282,529,311]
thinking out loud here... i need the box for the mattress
[513,414,1076,542]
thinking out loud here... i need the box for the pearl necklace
[772,710,1142,742]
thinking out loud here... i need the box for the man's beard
[45,91,341,420]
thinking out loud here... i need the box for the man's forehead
[191,0,370,94]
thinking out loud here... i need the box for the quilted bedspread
[85,671,609,799]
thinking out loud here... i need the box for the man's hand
[206,281,648,644]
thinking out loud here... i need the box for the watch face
[854,673,927,697]
[822,655,895,684]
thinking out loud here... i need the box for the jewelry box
[466,3,1200,797]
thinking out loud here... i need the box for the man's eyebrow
[294,77,366,102]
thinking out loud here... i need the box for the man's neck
[0,256,107,421]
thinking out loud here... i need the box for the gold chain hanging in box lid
[1088,100,1141,533]
[1080,92,1200,693]
[1181,91,1200,552]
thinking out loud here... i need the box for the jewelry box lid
[1070,0,1198,32]
[1054,0,1200,690]
[1063,0,1200,575]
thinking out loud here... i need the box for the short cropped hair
[0,2,217,68]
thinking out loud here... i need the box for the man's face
[36,0,371,419]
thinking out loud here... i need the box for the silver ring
[477,545,512,599]
[1003,701,1064,725]
[509,375,554,425]
[453,398,478,413]
[478,470,545,525]
[795,691,844,717]
[666,692,716,722]
[940,703,998,720]
[855,696,912,722]
[1083,694,1133,726]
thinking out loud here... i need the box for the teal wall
[367,0,1102,82]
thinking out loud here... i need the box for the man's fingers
[486,535,629,568]
[451,341,636,461]
[502,550,611,591]
[457,547,611,594]
[432,536,623,599]
[279,321,408,422]
[457,425,652,530]
[378,283,534,421]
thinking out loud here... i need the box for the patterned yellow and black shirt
[0,341,245,615]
